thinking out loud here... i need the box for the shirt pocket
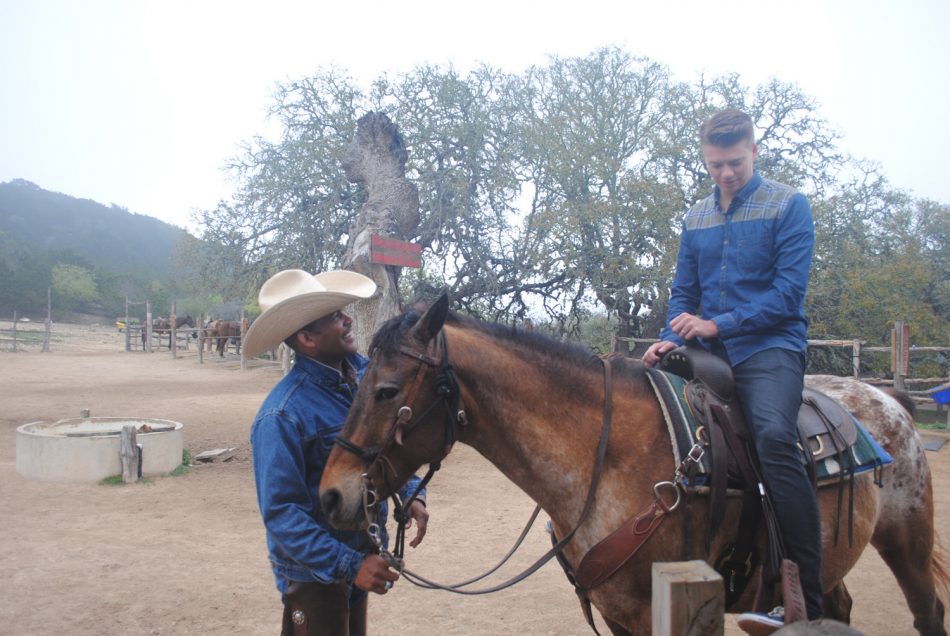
[735,223,775,275]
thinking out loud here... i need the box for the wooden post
[651,561,724,636]
[125,296,131,352]
[120,424,139,483]
[281,343,292,376]
[851,339,861,378]
[170,301,178,358]
[42,287,51,352]
[240,308,247,370]
[892,321,908,390]
[12,310,17,352]
[198,313,205,364]
[145,301,153,353]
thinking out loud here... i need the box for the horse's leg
[872,511,948,635]
[822,581,853,624]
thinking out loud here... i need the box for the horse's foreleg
[822,581,853,624]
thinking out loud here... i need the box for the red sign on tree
[370,235,421,268]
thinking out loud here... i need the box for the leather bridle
[334,330,466,557]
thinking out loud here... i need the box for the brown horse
[141,315,195,350]
[319,295,949,635]
[205,319,246,357]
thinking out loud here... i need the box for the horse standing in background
[141,315,196,350]
[206,319,245,357]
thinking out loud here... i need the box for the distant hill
[0,179,188,278]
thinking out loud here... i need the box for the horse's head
[320,293,464,531]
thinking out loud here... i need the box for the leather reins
[339,336,619,595]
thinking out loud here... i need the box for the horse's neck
[447,327,609,518]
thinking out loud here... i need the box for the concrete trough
[16,417,184,483]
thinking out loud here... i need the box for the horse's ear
[410,292,449,343]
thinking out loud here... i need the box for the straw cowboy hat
[242,269,376,359]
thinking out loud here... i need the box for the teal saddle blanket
[646,370,893,486]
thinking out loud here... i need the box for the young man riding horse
[643,109,821,633]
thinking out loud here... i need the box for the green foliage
[0,180,193,319]
[174,48,949,348]
[170,449,192,477]
[51,263,99,309]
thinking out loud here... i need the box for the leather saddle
[659,345,857,470]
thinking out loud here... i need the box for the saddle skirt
[646,360,892,486]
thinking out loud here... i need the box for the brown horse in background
[320,295,948,635]
[205,319,245,357]
[141,315,195,350]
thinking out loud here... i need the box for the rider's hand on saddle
[642,340,678,368]
[354,554,399,594]
[406,499,429,548]
[669,313,719,341]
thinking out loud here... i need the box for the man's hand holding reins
[355,553,399,595]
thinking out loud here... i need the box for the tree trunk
[340,112,420,353]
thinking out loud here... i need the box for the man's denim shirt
[660,172,814,365]
[250,353,424,594]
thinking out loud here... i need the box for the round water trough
[16,417,184,483]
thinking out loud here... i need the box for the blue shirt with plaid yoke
[250,353,424,597]
[660,172,814,365]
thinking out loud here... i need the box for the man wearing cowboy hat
[247,269,429,636]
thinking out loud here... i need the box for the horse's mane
[370,308,649,388]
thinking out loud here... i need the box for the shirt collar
[714,171,763,211]
[295,354,358,388]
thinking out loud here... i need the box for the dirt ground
[1,323,947,635]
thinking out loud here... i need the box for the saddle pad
[647,370,892,486]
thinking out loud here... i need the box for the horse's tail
[932,530,950,607]
[880,387,917,417]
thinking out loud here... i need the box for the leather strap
[574,498,671,589]
[780,558,808,624]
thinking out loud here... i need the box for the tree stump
[341,112,421,353]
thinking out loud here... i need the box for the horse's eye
[375,387,400,401]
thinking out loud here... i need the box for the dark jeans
[281,580,368,636]
[728,347,823,620]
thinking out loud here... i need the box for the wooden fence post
[651,561,723,636]
[892,321,908,390]
[145,302,153,353]
[120,425,139,483]
[281,343,291,376]
[240,308,247,370]
[171,301,178,358]
[198,313,205,364]
[42,287,51,352]
[851,339,861,378]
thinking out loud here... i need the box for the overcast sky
[2,0,948,232]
